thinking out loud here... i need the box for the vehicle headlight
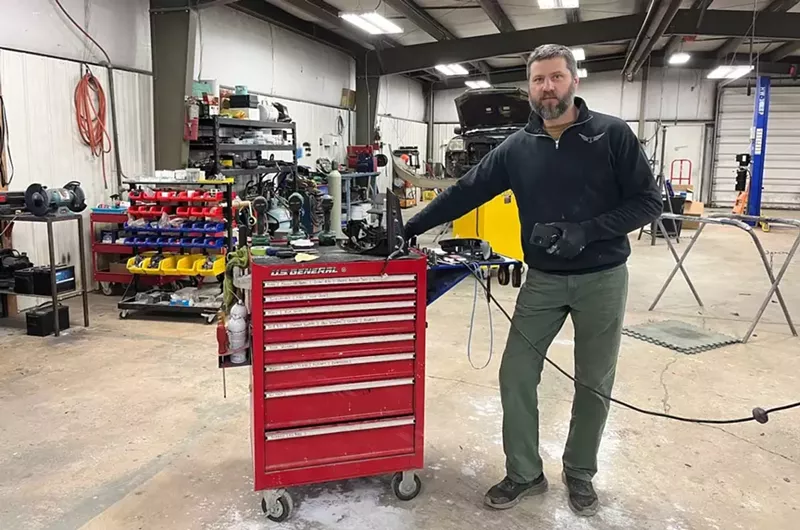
[446,137,465,152]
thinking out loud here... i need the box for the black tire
[100,282,114,296]
[497,266,510,286]
[262,493,293,522]
[511,264,523,288]
[204,314,216,325]
[391,472,422,501]
[119,310,128,319]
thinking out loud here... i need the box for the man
[404,44,662,516]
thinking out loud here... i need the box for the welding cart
[245,247,522,522]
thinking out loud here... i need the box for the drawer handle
[264,313,415,330]
[265,377,414,399]
[265,417,415,441]
[264,333,415,351]
[263,274,416,289]
[265,353,415,372]
[264,300,416,316]
[263,287,417,303]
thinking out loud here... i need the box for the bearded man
[404,44,662,516]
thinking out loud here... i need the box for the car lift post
[748,76,770,220]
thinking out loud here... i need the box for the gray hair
[526,44,578,80]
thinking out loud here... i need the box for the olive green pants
[499,263,628,483]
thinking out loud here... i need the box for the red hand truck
[250,253,427,522]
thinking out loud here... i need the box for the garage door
[713,86,800,209]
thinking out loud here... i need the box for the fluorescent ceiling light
[340,12,403,35]
[707,65,754,80]
[668,52,691,65]
[577,68,588,78]
[538,0,580,8]
[570,47,586,61]
[465,80,491,89]
[435,63,469,76]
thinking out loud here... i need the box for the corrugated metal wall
[271,98,351,168]
[0,50,153,298]
[375,116,428,191]
[713,87,800,209]
[431,123,457,165]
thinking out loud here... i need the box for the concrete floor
[2,215,800,530]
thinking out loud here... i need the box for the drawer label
[264,377,414,399]
[264,313,414,330]
[263,274,416,289]
[264,352,415,372]
[265,417,415,441]
[264,333,415,351]
[263,300,416,316]
[263,288,416,303]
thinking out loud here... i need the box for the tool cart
[249,250,427,521]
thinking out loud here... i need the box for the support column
[748,76,770,218]
[636,66,649,141]
[150,6,197,170]
[425,83,435,166]
[355,58,380,145]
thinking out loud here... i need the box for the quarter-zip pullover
[406,97,662,273]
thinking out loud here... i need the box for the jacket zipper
[528,116,594,150]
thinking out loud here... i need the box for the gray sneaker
[562,471,599,516]
[484,474,548,510]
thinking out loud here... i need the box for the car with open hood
[444,87,530,179]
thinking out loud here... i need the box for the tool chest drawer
[262,333,417,363]
[263,313,416,343]
[264,417,416,472]
[264,377,415,429]
[264,352,415,389]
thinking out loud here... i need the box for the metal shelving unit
[192,117,297,177]
[0,213,90,336]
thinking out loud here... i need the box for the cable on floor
[464,266,800,425]
[466,262,494,370]
[75,65,111,188]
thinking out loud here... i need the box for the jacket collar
[525,96,592,134]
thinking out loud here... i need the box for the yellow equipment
[452,191,523,261]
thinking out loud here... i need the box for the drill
[318,194,336,246]
[287,192,307,241]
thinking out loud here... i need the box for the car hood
[455,88,530,132]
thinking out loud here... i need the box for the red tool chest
[251,252,427,521]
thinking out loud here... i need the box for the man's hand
[546,222,587,259]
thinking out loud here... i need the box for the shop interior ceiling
[227,0,800,87]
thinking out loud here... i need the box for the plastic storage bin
[195,255,226,277]
[177,255,205,275]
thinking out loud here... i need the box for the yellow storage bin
[126,255,147,274]
[195,255,226,277]
[142,255,165,275]
[158,255,179,275]
[453,191,523,261]
[176,255,205,276]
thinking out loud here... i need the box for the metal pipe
[630,0,684,75]
[107,66,126,190]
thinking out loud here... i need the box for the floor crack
[659,357,678,414]
[707,425,798,465]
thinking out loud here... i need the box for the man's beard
[530,84,576,120]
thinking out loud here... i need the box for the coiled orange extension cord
[74,68,111,188]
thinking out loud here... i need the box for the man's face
[528,57,579,120]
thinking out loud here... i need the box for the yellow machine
[452,191,523,260]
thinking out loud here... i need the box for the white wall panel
[377,75,426,122]
[0,50,153,298]
[0,0,151,71]
[375,116,428,191]
[433,68,714,123]
[432,123,458,164]
[713,87,800,209]
[277,98,351,168]
[194,6,354,108]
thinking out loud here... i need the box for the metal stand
[649,212,799,343]
[638,125,679,245]
[0,213,90,336]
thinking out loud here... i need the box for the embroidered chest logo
[579,132,606,144]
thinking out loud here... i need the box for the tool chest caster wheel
[100,282,114,296]
[204,313,216,325]
[118,310,129,319]
[511,264,523,288]
[497,266,510,286]
[392,471,422,501]
[262,490,293,522]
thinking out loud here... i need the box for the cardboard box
[109,262,129,274]
[682,200,705,229]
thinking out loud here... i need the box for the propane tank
[327,169,346,239]
[227,302,248,364]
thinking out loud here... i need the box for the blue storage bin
[133,237,149,246]
[205,222,225,233]
[144,237,159,246]
[124,237,137,246]
[204,238,224,249]
[156,237,172,246]
[191,237,205,248]
[179,238,194,248]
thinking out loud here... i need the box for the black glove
[545,222,587,259]
[404,219,422,248]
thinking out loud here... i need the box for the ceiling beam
[662,0,711,59]
[383,0,492,74]
[668,9,800,40]
[764,41,800,61]
[623,0,683,78]
[715,0,800,58]
[371,14,646,75]
[432,52,799,90]
[476,0,516,33]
